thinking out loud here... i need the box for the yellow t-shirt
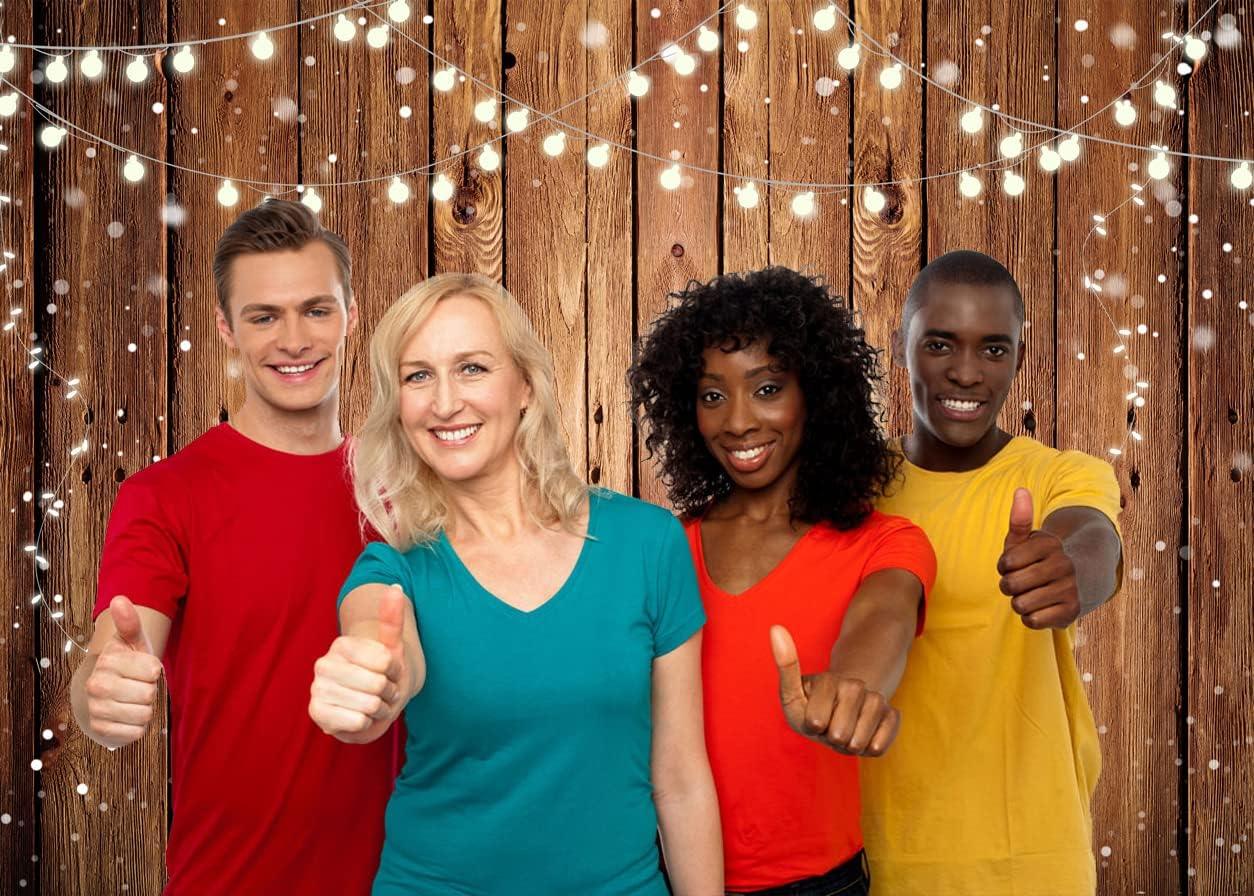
[861,436,1122,896]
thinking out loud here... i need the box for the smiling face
[893,280,1023,466]
[695,340,806,494]
[397,294,532,487]
[214,240,357,418]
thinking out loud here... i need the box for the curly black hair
[628,266,899,530]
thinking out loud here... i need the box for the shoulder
[112,427,229,508]
[590,488,682,534]
[811,510,929,551]
[1005,437,1116,484]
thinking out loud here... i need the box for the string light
[735,180,759,209]
[697,26,719,53]
[387,0,412,23]
[790,191,816,218]
[1059,133,1081,162]
[1232,162,1253,191]
[542,132,566,157]
[672,51,697,77]
[79,49,104,79]
[473,99,497,123]
[659,164,682,190]
[505,107,530,133]
[388,175,412,203]
[626,71,650,98]
[960,105,984,134]
[125,55,150,83]
[1039,145,1061,172]
[250,32,276,61]
[366,24,390,49]
[879,64,903,90]
[837,43,861,72]
[122,154,146,183]
[39,125,66,150]
[477,145,501,172]
[813,5,837,32]
[299,187,323,213]
[1154,79,1177,109]
[172,45,196,73]
[1002,170,1026,196]
[0,45,14,75]
[958,170,982,198]
[863,186,886,214]
[0,93,17,117]
[586,143,610,168]
[735,5,759,31]
[1147,150,1171,180]
[45,55,69,84]
[1184,35,1207,61]
[432,67,457,91]
[1114,99,1137,127]
[429,174,453,202]
[216,179,240,207]
[334,14,357,42]
[999,131,1024,159]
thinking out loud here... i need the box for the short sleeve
[338,541,410,609]
[1042,450,1123,533]
[649,514,706,657]
[860,514,937,636]
[95,477,187,621]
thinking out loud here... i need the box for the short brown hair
[212,199,352,316]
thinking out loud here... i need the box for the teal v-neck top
[338,489,705,896]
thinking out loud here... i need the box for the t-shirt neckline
[692,516,819,599]
[897,434,1032,479]
[218,422,348,464]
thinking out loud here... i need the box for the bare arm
[651,632,723,895]
[1041,506,1122,616]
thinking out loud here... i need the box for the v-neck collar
[693,516,817,598]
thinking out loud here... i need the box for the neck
[711,462,800,526]
[442,459,535,541]
[903,419,1013,472]
[230,394,343,455]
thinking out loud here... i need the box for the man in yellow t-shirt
[861,250,1124,895]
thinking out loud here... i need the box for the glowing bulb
[1232,162,1253,191]
[1147,151,1171,180]
[122,154,146,183]
[587,143,610,168]
[430,174,454,203]
[999,131,1023,159]
[125,55,150,83]
[477,145,501,172]
[432,67,457,92]
[1058,133,1081,161]
[506,107,530,132]
[837,43,861,71]
[697,26,720,53]
[879,64,903,90]
[958,170,982,198]
[1114,99,1137,127]
[367,24,390,49]
[659,164,682,190]
[79,50,104,79]
[388,0,412,23]
[217,179,240,207]
[0,93,18,117]
[1184,36,1207,61]
[736,5,759,30]
[0,45,14,75]
[334,14,357,42]
[1002,170,1025,197]
[673,52,697,76]
[388,176,412,204]
[250,32,275,61]
[736,181,760,209]
[791,191,816,218]
[300,188,323,214]
[39,125,66,149]
[863,186,886,214]
[813,5,837,32]
[1154,80,1177,109]
[45,55,69,84]
[626,71,650,98]
[960,105,984,134]
[172,45,196,74]
[1038,146,1061,172]
[542,132,566,157]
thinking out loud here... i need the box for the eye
[698,390,724,404]
[307,307,331,318]
[460,362,487,375]
[403,369,430,384]
[923,340,949,353]
[250,314,275,325]
[756,383,781,397]
[984,345,1009,358]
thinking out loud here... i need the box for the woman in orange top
[630,267,936,895]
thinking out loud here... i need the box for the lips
[267,358,324,382]
[936,395,986,422]
[430,423,481,446]
[722,440,775,473]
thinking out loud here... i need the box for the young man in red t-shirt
[69,200,398,894]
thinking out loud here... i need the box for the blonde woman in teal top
[307,273,722,896]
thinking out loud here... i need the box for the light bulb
[1184,36,1206,61]
[79,50,104,79]
[125,55,150,83]
[300,188,323,213]
[45,55,69,84]
[334,14,357,42]
[1232,162,1253,191]
[736,181,760,209]
[626,71,650,98]
[388,176,412,203]
[587,143,610,168]
[863,186,886,214]
[813,5,837,32]
[1002,170,1025,196]
[791,191,816,217]
[673,52,697,76]
[736,5,759,30]
[999,131,1023,159]
[837,43,861,71]
[506,107,530,132]
[474,99,497,123]
[0,93,18,117]
[1038,146,1061,172]
[217,179,240,207]
[1147,151,1171,180]
[432,67,457,92]
[879,64,903,90]
[1058,133,1081,161]
[1114,99,1137,127]
[172,45,196,74]
[697,26,720,53]
[122,154,146,183]
[659,164,682,190]
[960,105,984,134]
[958,171,982,198]
[388,0,412,23]
[367,25,390,49]
[0,45,14,75]
[477,145,501,172]
[1154,80,1177,109]
[39,125,66,149]
[542,132,566,157]
[250,32,275,61]
[430,174,454,202]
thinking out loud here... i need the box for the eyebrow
[922,328,1015,344]
[399,350,497,368]
[698,364,779,383]
[238,295,340,316]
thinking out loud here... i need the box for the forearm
[828,603,917,698]
[1045,517,1122,615]
[655,772,723,895]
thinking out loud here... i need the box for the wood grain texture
[1187,1,1253,890]
[721,1,769,272]
[1057,3,1187,892]
[504,0,588,471]
[0,5,37,891]
[36,4,169,893]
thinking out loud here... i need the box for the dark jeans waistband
[726,849,870,896]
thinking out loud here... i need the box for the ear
[346,294,360,336]
[1015,330,1027,375]
[215,306,237,351]
[890,328,907,369]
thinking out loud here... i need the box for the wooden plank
[722,1,769,272]
[1056,2,1186,892]
[504,0,587,472]
[0,6,38,890]
[1186,2,1254,890]
[585,0,635,494]
[851,0,923,436]
[633,1,720,506]
[766,0,851,295]
[37,2,169,893]
[298,2,429,434]
[924,0,1055,444]
[431,0,502,278]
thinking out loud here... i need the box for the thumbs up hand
[997,488,1081,629]
[769,625,900,757]
[82,595,164,748]
[310,585,420,743]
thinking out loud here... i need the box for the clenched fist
[82,595,163,748]
[998,488,1081,630]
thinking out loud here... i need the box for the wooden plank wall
[2,2,1250,894]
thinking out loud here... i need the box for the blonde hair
[351,272,587,551]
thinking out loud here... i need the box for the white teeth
[731,445,767,460]
[941,398,981,412]
[434,425,480,441]
[276,363,316,374]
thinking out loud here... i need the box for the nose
[722,391,759,438]
[946,349,983,388]
[431,374,464,419]
[275,315,313,356]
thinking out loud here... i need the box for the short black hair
[902,249,1024,333]
[629,266,898,530]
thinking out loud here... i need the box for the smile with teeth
[273,361,319,374]
[940,398,983,412]
[433,424,481,442]
[730,445,768,460]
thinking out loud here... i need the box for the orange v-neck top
[684,511,935,890]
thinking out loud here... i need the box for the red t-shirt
[94,424,399,895]
[684,511,936,890]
